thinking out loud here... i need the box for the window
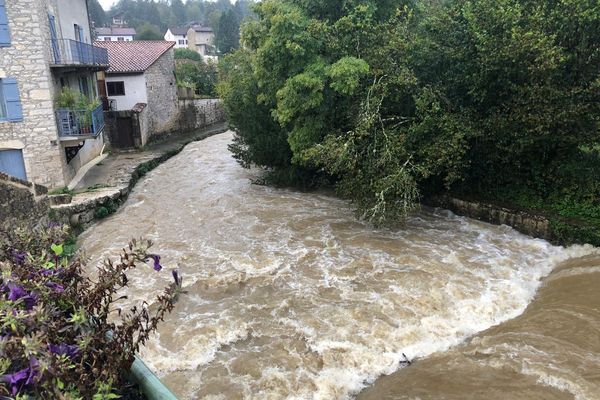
[79,76,90,99]
[117,37,124,41]
[103,37,111,41]
[106,81,125,96]
[178,39,185,45]
[0,0,10,47]
[0,78,23,122]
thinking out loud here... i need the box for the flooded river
[79,132,600,400]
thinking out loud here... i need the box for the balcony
[49,39,109,69]
[56,104,105,140]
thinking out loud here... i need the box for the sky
[97,0,237,11]
[98,0,117,10]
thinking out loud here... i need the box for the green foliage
[106,0,256,36]
[0,225,182,398]
[176,61,218,97]
[135,22,163,40]
[215,9,241,55]
[219,0,600,226]
[48,187,74,196]
[175,48,203,62]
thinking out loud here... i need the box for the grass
[48,187,74,196]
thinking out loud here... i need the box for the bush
[174,48,203,62]
[0,224,182,398]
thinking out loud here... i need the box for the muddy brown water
[79,132,600,400]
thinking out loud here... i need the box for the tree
[171,0,187,25]
[217,0,600,225]
[88,0,107,27]
[136,22,163,40]
[215,9,240,55]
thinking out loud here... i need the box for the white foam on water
[77,133,599,399]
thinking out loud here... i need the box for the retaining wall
[0,173,49,227]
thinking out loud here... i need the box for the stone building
[0,0,109,188]
[187,25,217,62]
[94,40,178,146]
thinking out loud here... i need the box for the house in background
[0,0,109,188]
[94,40,178,146]
[96,26,136,42]
[95,11,136,41]
[111,11,127,27]
[187,25,217,62]
[164,27,188,49]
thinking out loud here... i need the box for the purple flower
[7,283,27,301]
[149,255,162,271]
[45,282,65,293]
[47,221,60,229]
[48,343,79,359]
[10,249,27,265]
[1,358,38,395]
[6,284,38,310]
[2,367,29,395]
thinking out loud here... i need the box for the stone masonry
[0,0,64,188]
[145,48,178,138]
[1,0,105,189]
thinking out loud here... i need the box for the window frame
[0,80,6,120]
[106,81,125,96]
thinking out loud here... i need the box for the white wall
[97,35,134,42]
[105,74,147,111]
[54,0,92,43]
[164,30,188,48]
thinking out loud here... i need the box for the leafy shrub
[0,224,182,398]
[174,48,203,62]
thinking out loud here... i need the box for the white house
[164,27,188,49]
[93,40,178,145]
[95,26,136,41]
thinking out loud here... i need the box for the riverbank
[426,194,600,248]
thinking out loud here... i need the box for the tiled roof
[96,27,137,36]
[168,27,189,36]
[192,25,213,33]
[93,41,175,73]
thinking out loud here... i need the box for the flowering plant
[0,225,181,398]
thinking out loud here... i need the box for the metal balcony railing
[56,104,105,138]
[50,39,109,67]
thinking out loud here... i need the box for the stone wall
[0,0,64,188]
[145,48,179,139]
[0,172,49,227]
[427,195,553,240]
[177,99,225,132]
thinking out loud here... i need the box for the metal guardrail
[50,39,109,66]
[56,104,105,138]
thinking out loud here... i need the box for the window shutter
[3,78,23,122]
[0,0,11,46]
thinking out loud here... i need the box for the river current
[78,132,600,400]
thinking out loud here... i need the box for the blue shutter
[0,149,27,181]
[0,0,11,46]
[3,78,23,122]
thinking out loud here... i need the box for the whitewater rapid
[78,132,597,399]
